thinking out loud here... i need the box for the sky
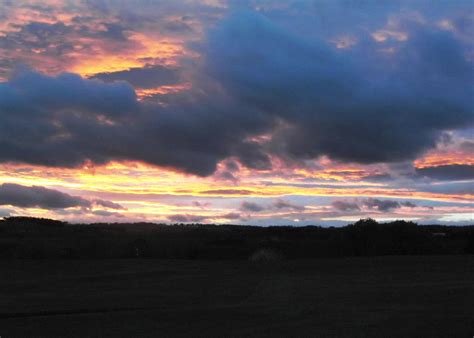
[0,0,472,226]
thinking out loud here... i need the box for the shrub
[249,248,284,264]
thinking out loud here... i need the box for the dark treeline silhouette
[0,216,473,259]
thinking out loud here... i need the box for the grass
[0,255,473,337]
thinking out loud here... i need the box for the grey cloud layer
[0,9,472,176]
[0,70,268,175]
[204,11,473,164]
[0,183,90,209]
[0,183,123,210]
[332,198,417,212]
[167,212,241,223]
[91,65,181,89]
[240,199,305,212]
[416,165,474,181]
[241,201,265,212]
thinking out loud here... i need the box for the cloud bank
[332,198,417,213]
[0,10,472,177]
[0,183,122,210]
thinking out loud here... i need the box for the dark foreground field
[1,256,473,337]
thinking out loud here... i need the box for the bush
[249,248,284,264]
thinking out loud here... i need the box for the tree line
[0,217,473,259]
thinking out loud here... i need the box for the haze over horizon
[0,0,472,226]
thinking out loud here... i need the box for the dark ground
[0,255,473,337]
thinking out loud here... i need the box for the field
[1,256,473,337]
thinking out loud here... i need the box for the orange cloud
[415,148,474,168]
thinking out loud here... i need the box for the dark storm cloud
[0,10,472,177]
[416,165,474,181]
[232,142,272,170]
[91,65,181,89]
[0,69,269,175]
[135,96,269,175]
[0,183,124,210]
[0,183,91,209]
[224,160,240,172]
[203,11,473,165]
[0,70,137,167]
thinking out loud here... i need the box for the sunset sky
[0,0,472,225]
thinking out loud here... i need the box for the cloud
[163,19,193,33]
[0,70,137,167]
[0,17,145,79]
[167,210,241,223]
[0,69,269,175]
[192,201,210,209]
[203,11,473,165]
[240,199,305,212]
[201,189,253,195]
[0,22,75,76]
[0,183,91,209]
[0,9,472,179]
[401,201,417,208]
[332,200,360,212]
[168,214,207,223]
[213,160,240,182]
[214,170,238,182]
[363,198,402,212]
[416,164,474,180]
[93,199,125,210]
[272,199,305,211]
[460,140,474,152]
[240,201,265,212]
[91,65,180,89]
[0,183,123,211]
[332,198,418,212]
[91,210,125,217]
[362,173,393,182]
[415,181,474,195]
[221,212,241,220]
